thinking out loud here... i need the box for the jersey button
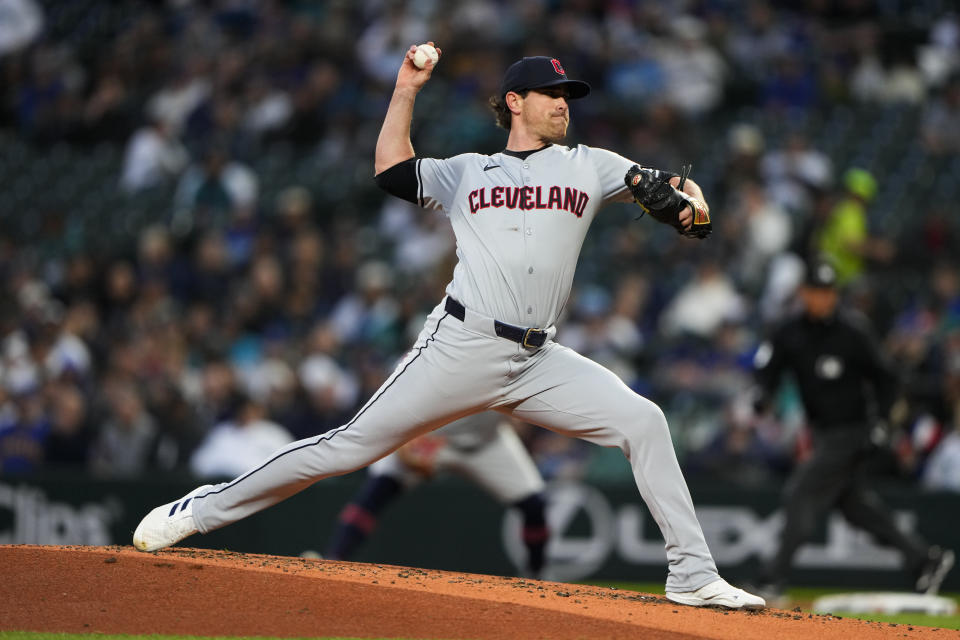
[528,267,534,274]
[523,163,529,169]
[527,306,533,314]
[526,228,532,235]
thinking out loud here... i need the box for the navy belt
[445,297,548,349]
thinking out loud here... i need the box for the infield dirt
[1,545,957,639]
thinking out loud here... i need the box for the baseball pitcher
[133,45,762,610]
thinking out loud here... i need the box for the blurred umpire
[752,258,954,597]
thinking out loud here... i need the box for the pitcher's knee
[633,397,670,431]
[611,397,671,446]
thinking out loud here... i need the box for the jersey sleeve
[416,154,474,212]
[374,158,418,204]
[585,146,642,204]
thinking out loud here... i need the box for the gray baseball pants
[191,298,719,591]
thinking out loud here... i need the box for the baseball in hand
[413,43,439,69]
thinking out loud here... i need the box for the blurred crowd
[1,0,960,491]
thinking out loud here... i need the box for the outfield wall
[1,472,957,591]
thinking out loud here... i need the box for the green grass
[581,581,960,630]
[829,612,960,628]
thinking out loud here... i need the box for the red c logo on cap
[551,59,565,75]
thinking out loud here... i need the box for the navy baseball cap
[500,56,591,100]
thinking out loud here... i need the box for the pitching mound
[0,545,950,639]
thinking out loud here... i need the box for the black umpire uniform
[753,260,953,594]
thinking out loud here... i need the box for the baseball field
[2,545,958,639]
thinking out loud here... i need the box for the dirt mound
[0,545,952,639]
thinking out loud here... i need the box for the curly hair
[488,91,528,130]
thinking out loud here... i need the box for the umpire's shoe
[133,485,212,552]
[915,546,955,595]
[666,578,766,610]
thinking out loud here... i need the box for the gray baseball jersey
[184,143,720,593]
[418,144,635,329]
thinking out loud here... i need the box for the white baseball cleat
[666,578,766,610]
[132,485,213,552]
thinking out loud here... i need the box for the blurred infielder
[324,412,548,577]
[134,45,764,609]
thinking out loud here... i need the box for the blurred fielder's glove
[624,164,712,239]
[396,432,447,477]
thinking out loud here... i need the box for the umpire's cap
[804,259,838,288]
[500,56,591,100]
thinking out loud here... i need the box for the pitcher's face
[517,87,570,143]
